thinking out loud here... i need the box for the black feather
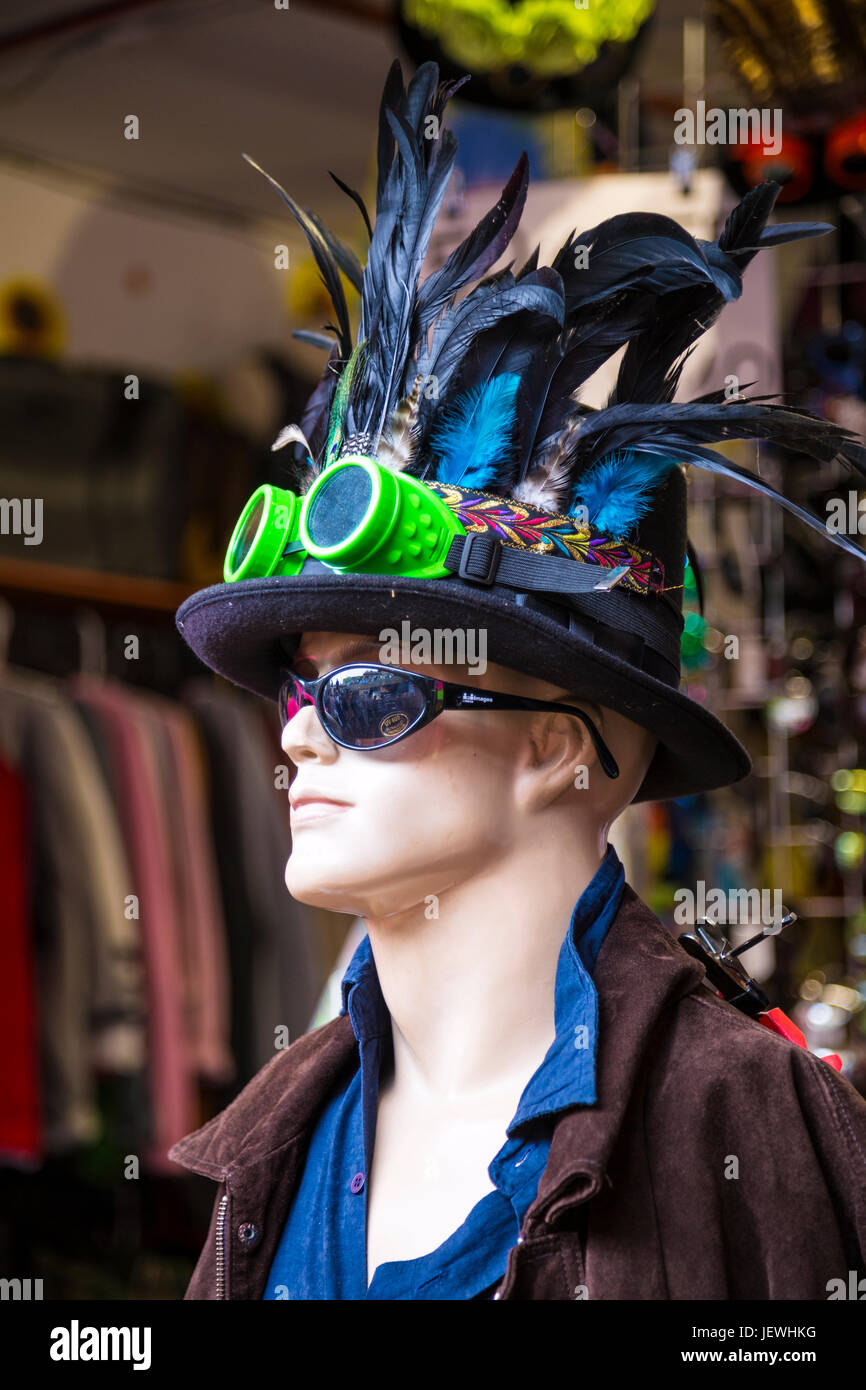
[293,330,337,350]
[569,398,866,475]
[329,170,373,241]
[376,59,404,206]
[299,343,341,467]
[634,436,866,561]
[305,207,363,292]
[413,153,529,336]
[242,153,353,362]
[609,183,833,406]
[351,63,459,446]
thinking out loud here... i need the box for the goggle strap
[444,534,630,596]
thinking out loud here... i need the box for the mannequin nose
[281,703,338,764]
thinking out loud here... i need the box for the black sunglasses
[277,663,619,779]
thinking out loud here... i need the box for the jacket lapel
[168,1011,359,1179]
[526,886,705,1231]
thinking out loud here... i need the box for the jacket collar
[525,884,706,1230]
[169,885,706,1220]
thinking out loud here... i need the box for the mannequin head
[282,629,657,918]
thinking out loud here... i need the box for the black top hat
[176,61,866,802]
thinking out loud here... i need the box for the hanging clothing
[185,681,324,1078]
[74,678,200,1172]
[262,847,625,1300]
[158,704,235,1084]
[0,668,145,1152]
[0,754,41,1164]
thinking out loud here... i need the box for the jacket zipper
[215,1191,228,1300]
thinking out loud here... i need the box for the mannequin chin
[282,629,657,920]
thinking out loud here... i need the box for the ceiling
[0,0,736,237]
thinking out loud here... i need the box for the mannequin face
[281,630,656,918]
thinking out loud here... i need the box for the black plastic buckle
[456,532,501,586]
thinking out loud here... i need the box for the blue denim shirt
[263,844,625,1300]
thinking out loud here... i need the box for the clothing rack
[0,557,195,612]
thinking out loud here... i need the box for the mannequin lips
[289,788,352,826]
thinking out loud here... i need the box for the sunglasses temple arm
[573,711,620,780]
[493,693,620,780]
[443,686,620,780]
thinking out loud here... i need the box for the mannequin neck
[363,815,608,1104]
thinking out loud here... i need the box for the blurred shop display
[713,0,866,202]
[396,0,655,110]
[0,351,316,583]
[712,0,866,120]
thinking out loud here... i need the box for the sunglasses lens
[278,675,311,729]
[321,666,428,747]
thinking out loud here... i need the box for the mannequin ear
[515,709,599,813]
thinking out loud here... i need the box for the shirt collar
[339,844,625,1121]
[508,843,624,1129]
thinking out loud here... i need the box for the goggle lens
[229,492,265,576]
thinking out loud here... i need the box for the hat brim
[176,573,751,803]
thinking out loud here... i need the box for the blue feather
[428,375,520,488]
[571,450,679,537]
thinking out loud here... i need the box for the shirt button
[350,1172,365,1194]
[237,1222,260,1250]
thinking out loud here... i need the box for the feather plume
[632,437,866,561]
[304,207,363,292]
[378,375,423,473]
[608,184,833,406]
[268,62,866,578]
[427,375,520,489]
[414,278,563,455]
[350,63,459,447]
[570,451,680,537]
[567,398,866,475]
[299,341,340,467]
[512,449,576,513]
[271,423,314,458]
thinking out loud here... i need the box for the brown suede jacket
[169,886,866,1300]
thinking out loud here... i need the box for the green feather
[325,341,367,465]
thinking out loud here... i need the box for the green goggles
[224,456,465,584]
[224,454,638,598]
